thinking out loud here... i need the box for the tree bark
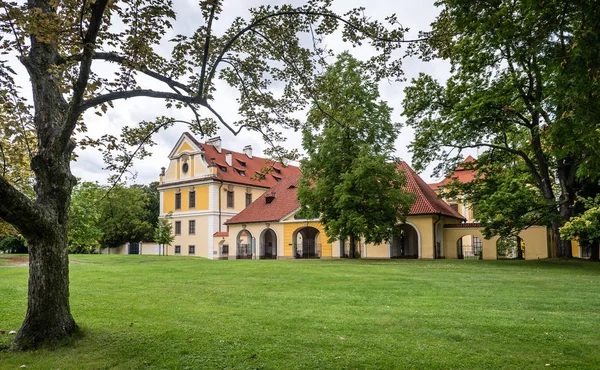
[590,242,599,262]
[349,234,356,259]
[13,236,76,349]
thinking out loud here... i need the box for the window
[245,192,252,207]
[189,190,196,209]
[227,190,234,208]
[175,221,181,235]
[174,245,181,254]
[189,220,196,235]
[450,203,459,213]
[471,204,478,221]
[182,162,189,174]
[175,192,181,210]
[189,245,195,255]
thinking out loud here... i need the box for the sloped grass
[1,256,599,369]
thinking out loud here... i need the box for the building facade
[157,134,551,260]
[157,133,300,259]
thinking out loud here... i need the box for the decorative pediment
[168,133,203,159]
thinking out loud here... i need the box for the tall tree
[298,52,414,258]
[0,0,409,348]
[403,0,600,257]
[68,182,104,253]
[154,212,175,256]
[99,184,154,248]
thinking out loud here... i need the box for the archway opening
[218,241,229,260]
[236,229,253,259]
[390,224,419,259]
[293,226,321,259]
[497,235,524,260]
[259,229,277,259]
[456,235,483,259]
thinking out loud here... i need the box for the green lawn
[1,255,599,369]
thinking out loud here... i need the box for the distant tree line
[0,181,160,254]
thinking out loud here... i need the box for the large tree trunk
[10,21,79,348]
[13,236,76,349]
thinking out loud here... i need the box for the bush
[0,235,28,253]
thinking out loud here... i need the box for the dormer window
[272,175,281,182]
[265,192,276,204]
[218,165,227,172]
[236,159,247,167]
[273,167,282,175]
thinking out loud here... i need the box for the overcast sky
[67,0,452,185]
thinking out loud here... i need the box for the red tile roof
[429,155,477,191]
[213,231,229,237]
[183,132,301,188]
[225,174,302,225]
[397,161,465,220]
[227,162,465,225]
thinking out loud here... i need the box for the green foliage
[153,212,175,252]
[560,197,600,260]
[448,152,557,238]
[403,0,600,255]
[0,235,27,253]
[298,52,414,248]
[68,182,159,251]
[68,182,104,254]
[99,185,155,249]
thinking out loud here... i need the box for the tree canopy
[298,52,414,258]
[0,0,410,349]
[403,0,600,257]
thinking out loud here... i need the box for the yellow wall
[176,141,194,154]
[442,226,549,260]
[282,221,332,258]
[518,227,550,260]
[163,185,209,214]
[220,186,265,212]
[407,216,436,259]
[170,216,210,257]
[443,228,496,260]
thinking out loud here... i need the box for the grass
[1,255,599,369]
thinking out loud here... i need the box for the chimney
[206,136,222,153]
[160,167,166,176]
[243,145,253,159]
[225,152,232,166]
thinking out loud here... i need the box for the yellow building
[160,135,551,260]
[158,133,300,258]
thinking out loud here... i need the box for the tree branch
[78,89,197,114]
[204,103,244,135]
[61,0,110,152]
[0,174,53,239]
[84,52,194,95]
[198,1,217,96]
[205,8,415,100]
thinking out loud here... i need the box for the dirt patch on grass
[0,255,29,267]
